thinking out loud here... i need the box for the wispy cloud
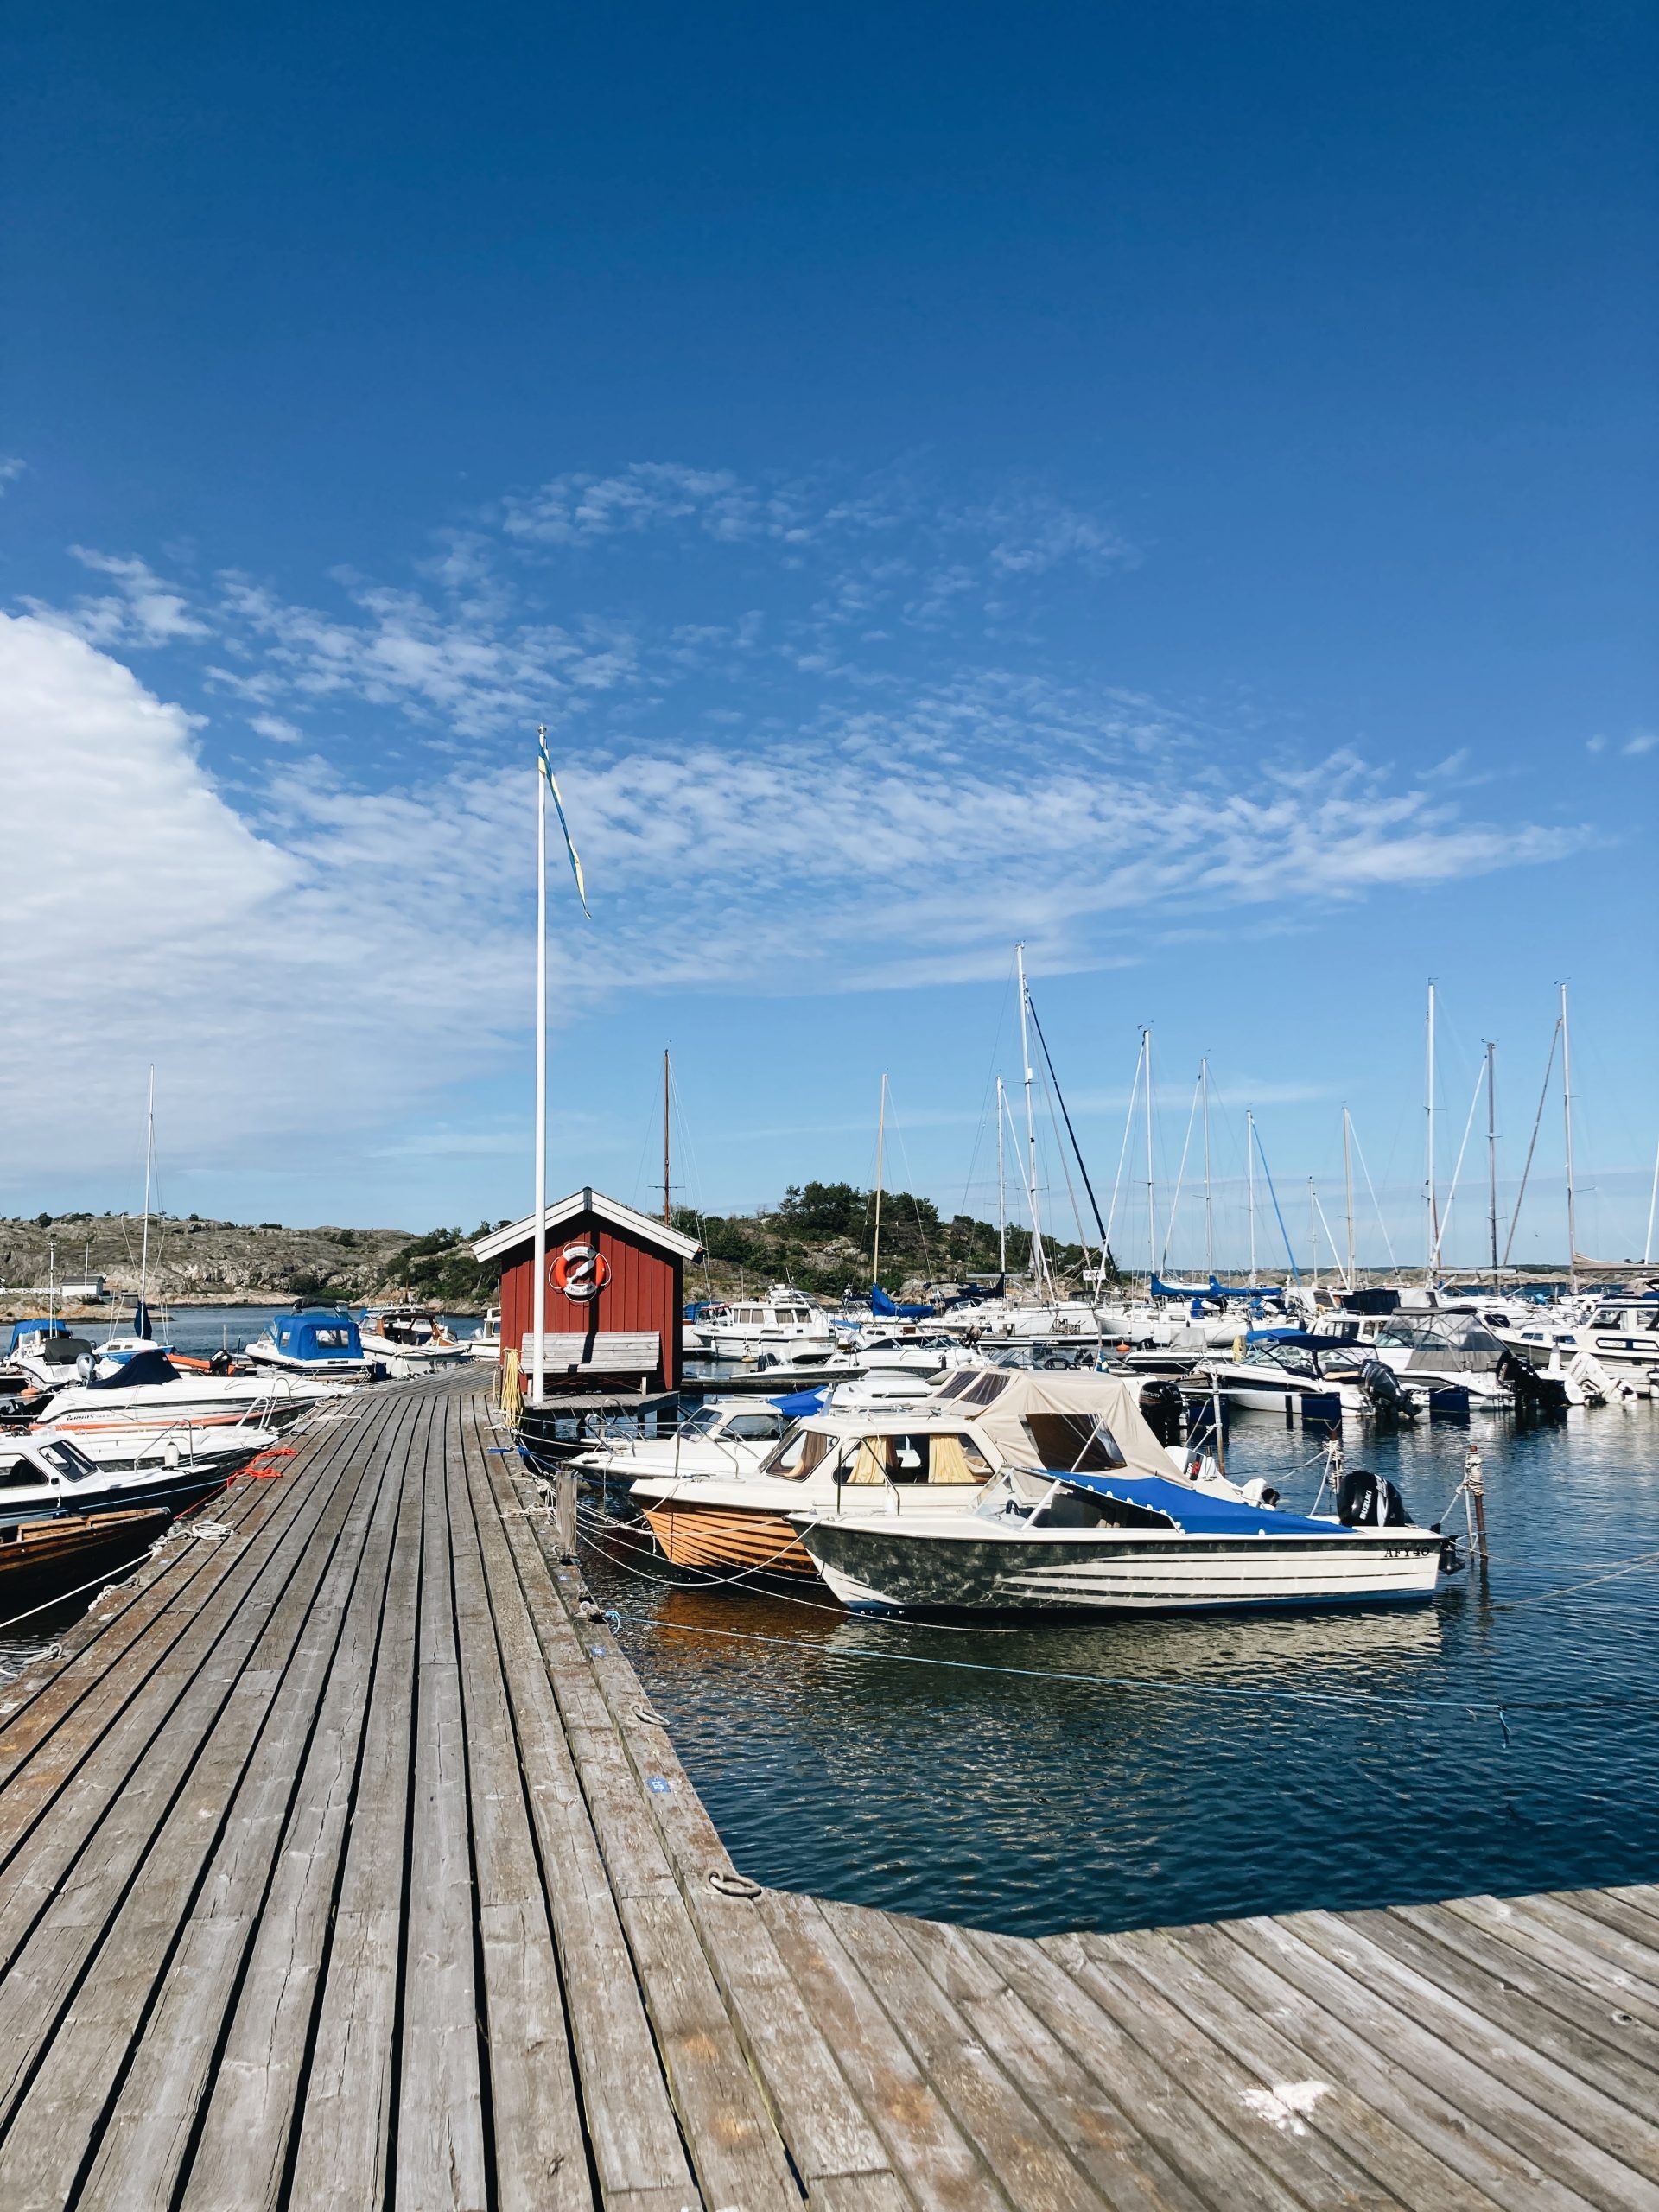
[0,457,24,496]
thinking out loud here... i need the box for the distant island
[0,1181,1096,1320]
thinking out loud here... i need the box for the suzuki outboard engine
[1337,1466,1410,1527]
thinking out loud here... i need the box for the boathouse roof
[471,1186,702,1265]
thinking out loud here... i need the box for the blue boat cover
[273,1311,364,1361]
[870,1284,935,1319]
[87,1348,180,1390]
[1058,1469,1354,1536]
[6,1319,69,1352]
[131,1297,156,1342]
[769,1387,829,1416]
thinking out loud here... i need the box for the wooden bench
[518,1331,661,1383]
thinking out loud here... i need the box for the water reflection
[587,1402,1659,1935]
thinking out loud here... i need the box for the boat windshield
[680,1405,723,1436]
[760,1427,838,1479]
[1243,1344,1319,1378]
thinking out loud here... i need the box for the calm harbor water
[587,1402,1659,1936]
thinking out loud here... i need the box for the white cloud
[1624,731,1656,757]
[0,457,24,495]
[0,614,526,1178]
[24,549,211,647]
[249,713,303,743]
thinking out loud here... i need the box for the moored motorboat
[683,1287,835,1361]
[793,1463,1453,1614]
[465,1308,503,1361]
[244,1306,378,1381]
[357,1306,470,1377]
[568,1397,793,1493]
[628,1370,1183,1578]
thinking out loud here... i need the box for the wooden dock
[2,1376,1657,2210]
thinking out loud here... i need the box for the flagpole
[532,728,549,1413]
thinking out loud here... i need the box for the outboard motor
[1337,1467,1410,1527]
[1497,1350,1568,1414]
[1137,1376,1185,1448]
[1358,1357,1414,1419]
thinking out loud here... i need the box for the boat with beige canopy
[627,1369,1187,1579]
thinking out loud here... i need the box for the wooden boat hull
[639,1497,817,1576]
[0,1505,172,1580]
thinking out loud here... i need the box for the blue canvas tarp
[870,1284,935,1319]
[1059,1468,1351,1536]
[769,1387,829,1417]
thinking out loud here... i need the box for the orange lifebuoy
[550,1241,610,1303]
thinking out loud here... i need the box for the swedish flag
[537,726,591,918]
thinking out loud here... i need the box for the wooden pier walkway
[2,1376,1657,2210]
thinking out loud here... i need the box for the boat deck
[1,1376,1656,2209]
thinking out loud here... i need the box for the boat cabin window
[724,1411,785,1440]
[843,1432,992,1485]
[681,1405,722,1436]
[312,1327,354,1349]
[0,1459,41,1491]
[956,1371,1012,1408]
[1020,1414,1128,1475]
[761,1427,837,1478]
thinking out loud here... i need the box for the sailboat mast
[1425,981,1439,1282]
[872,1072,887,1288]
[1015,944,1046,1290]
[1247,1109,1257,1284]
[531,730,549,1411]
[1143,1027,1155,1286]
[663,1048,671,1226]
[1485,1040,1498,1275]
[1308,1179,1319,1288]
[1343,1106,1356,1289]
[995,1075,1007,1275]
[1201,1057,1214,1277]
[1560,981,1578,1287]
[1644,1130,1659,1268]
[139,1063,155,1313]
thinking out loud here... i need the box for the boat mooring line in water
[603,1607,1659,1730]
[575,1510,1021,1635]
[1488,1545,1659,1611]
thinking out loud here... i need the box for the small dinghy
[791,1461,1454,1615]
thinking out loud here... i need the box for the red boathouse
[473,1189,701,1404]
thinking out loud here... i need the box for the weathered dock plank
[0,1373,1654,2212]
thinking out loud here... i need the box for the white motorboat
[1197,1333,1414,1422]
[1506,1294,1659,1385]
[465,1308,502,1362]
[683,1287,836,1361]
[567,1397,792,1491]
[628,1370,1185,1578]
[4,1319,99,1389]
[244,1307,378,1381]
[28,1350,349,1441]
[357,1306,471,1377]
[0,1427,270,1517]
[793,1463,1452,1615]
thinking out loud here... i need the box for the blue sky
[3,0,1654,1265]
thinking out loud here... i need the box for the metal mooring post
[555,1467,578,1561]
